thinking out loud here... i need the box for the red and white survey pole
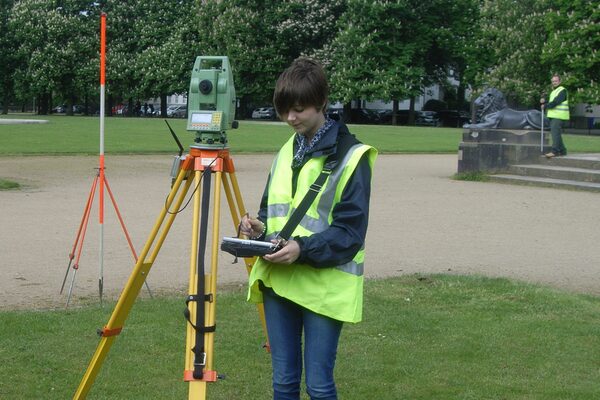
[98,11,107,305]
[61,12,149,308]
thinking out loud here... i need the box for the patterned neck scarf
[292,117,334,168]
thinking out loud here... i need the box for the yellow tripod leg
[73,166,194,399]
[184,169,207,398]
[221,171,269,350]
[184,169,223,399]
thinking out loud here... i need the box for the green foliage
[197,0,288,106]
[1,275,600,399]
[2,0,597,116]
[123,0,200,100]
[0,0,17,112]
[10,0,99,109]
[325,1,425,103]
[5,0,200,113]
[99,1,139,102]
[477,0,549,106]
[197,0,343,110]
[542,1,600,104]
[322,0,481,113]
[476,0,599,106]
[0,178,20,190]
[276,0,345,59]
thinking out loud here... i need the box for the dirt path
[1,154,599,310]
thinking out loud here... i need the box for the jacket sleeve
[547,89,567,109]
[294,153,373,267]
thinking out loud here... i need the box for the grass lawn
[0,114,468,155]
[0,114,463,155]
[1,275,599,399]
[2,115,600,398]
[2,114,600,155]
[0,178,20,190]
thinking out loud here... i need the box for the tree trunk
[1,92,9,114]
[457,82,466,112]
[66,96,74,116]
[408,96,416,125]
[161,93,167,117]
[107,94,114,116]
[39,93,50,115]
[392,99,399,125]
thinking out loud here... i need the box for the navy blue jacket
[257,121,372,268]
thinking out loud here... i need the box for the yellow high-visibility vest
[248,134,377,323]
[547,86,570,120]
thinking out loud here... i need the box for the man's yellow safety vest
[547,86,570,120]
[248,134,377,323]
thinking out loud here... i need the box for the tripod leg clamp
[183,369,218,382]
[97,326,122,337]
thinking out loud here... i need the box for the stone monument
[458,88,551,173]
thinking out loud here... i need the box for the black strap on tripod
[277,131,359,241]
[184,166,216,380]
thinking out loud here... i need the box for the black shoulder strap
[277,131,360,240]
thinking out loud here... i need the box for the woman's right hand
[239,214,265,239]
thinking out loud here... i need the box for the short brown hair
[273,57,328,116]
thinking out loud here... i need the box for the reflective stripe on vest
[547,86,570,120]
[247,134,377,323]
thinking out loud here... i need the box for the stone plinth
[458,129,551,173]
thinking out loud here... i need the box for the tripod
[60,12,151,308]
[59,165,152,307]
[73,146,268,399]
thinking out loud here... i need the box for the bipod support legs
[61,168,152,308]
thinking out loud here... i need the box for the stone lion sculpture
[464,88,549,130]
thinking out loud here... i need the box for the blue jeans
[262,286,343,400]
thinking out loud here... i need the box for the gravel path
[1,154,599,310]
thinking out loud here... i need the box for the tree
[197,0,290,115]
[0,0,18,114]
[96,1,141,115]
[542,0,600,104]
[422,0,482,111]
[323,1,429,123]
[197,0,344,116]
[132,0,201,117]
[276,0,346,59]
[10,0,99,114]
[475,0,599,107]
[475,0,549,107]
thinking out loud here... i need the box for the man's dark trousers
[550,118,567,155]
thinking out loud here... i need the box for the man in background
[541,74,570,158]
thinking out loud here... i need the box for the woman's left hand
[263,240,300,264]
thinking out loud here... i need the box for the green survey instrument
[187,56,238,148]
